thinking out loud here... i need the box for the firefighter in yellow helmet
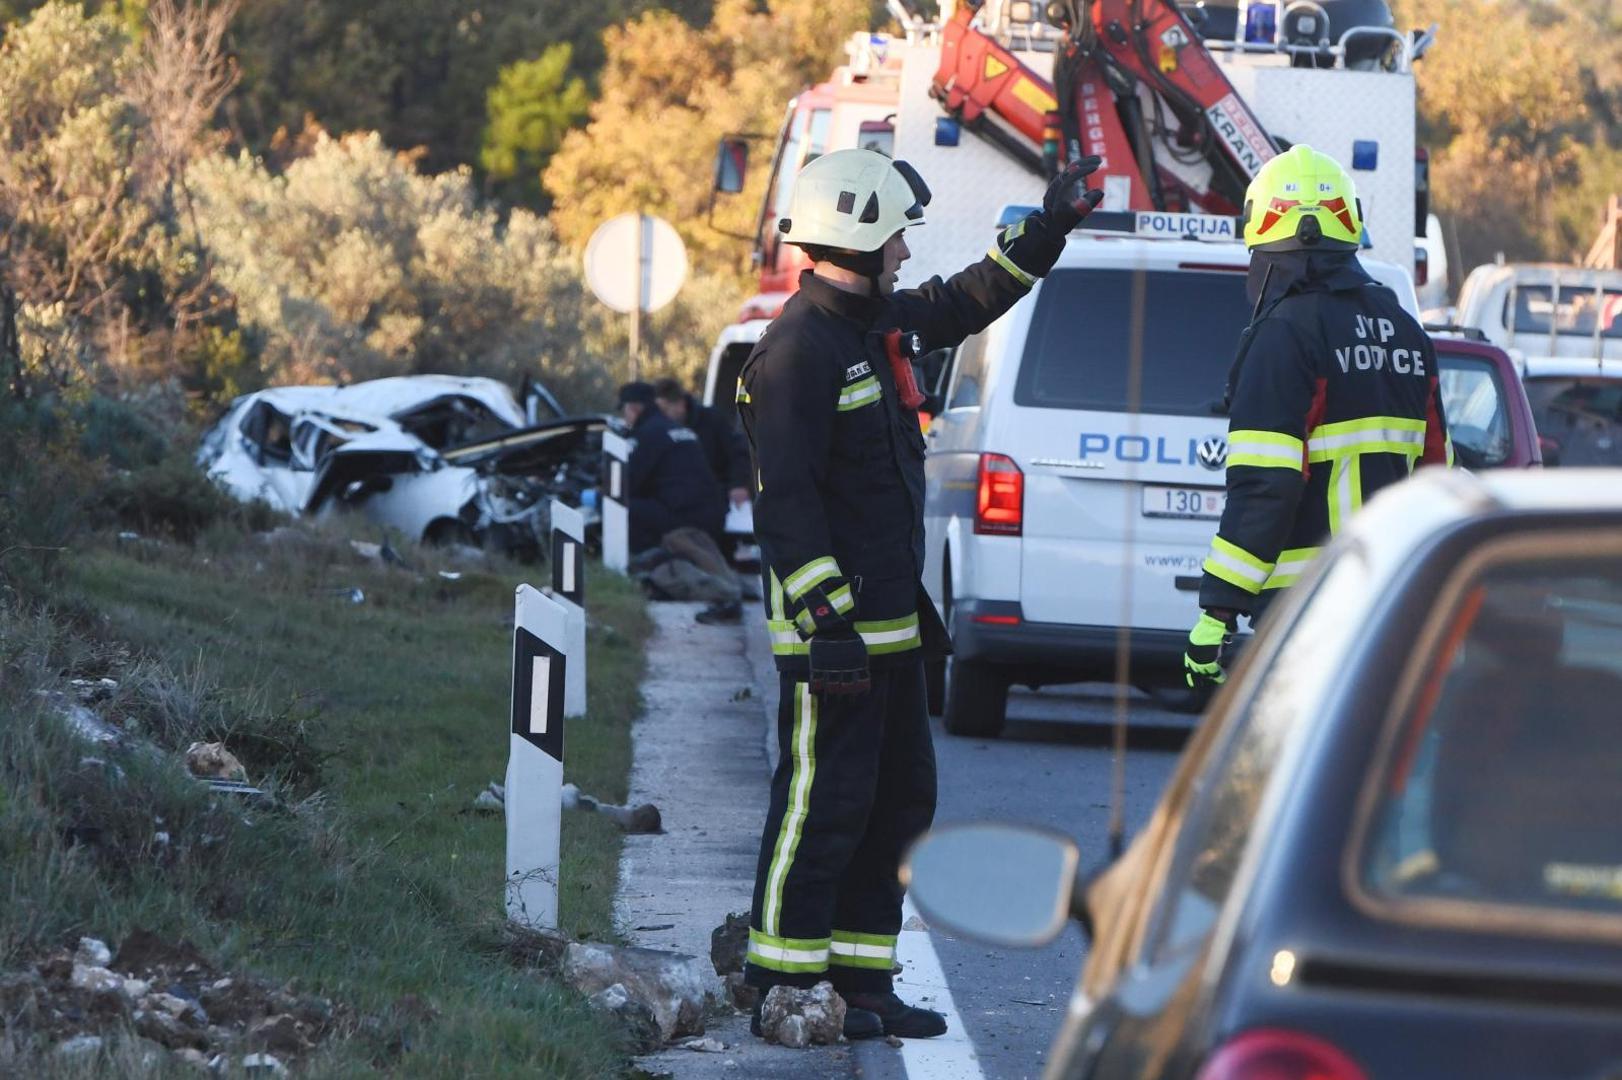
[736,148,1104,1040]
[1185,145,1453,691]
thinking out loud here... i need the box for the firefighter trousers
[744,662,937,994]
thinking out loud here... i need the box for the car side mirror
[902,823,1084,948]
[713,137,750,195]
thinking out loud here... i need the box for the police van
[921,210,1420,736]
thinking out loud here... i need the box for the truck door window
[947,335,987,409]
[805,108,833,161]
[1509,284,1622,337]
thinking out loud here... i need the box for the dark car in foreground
[906,467,1622,1079]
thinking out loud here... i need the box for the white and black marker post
[550,499,588,718]
[601,430,631,574]
[506,584,569,930]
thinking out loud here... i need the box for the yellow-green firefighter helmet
[1241,144,1363,252]
[777,149,930,253]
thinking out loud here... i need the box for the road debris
[886,1034,904,1049]
[680,1036,727,1052]
[756,982,845,1049]
[563,942,716,1042]
[709,913,750,978]
[185,742,246,782]
[902,914,928,931]
[6,929,355,1072]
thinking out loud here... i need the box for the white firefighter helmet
[777,149,930,253]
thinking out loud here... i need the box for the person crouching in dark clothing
[653,377,753,511]
[617,381,726,553]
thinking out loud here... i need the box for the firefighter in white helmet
[736,148,1104,1040]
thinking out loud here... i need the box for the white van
[921,222,1420,736]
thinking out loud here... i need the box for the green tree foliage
[480,44,591,208]
[544,0,872,276]
[0,0,236,387]
[186,128,727,407]
[1396,0,1621,269]
[225,0,711,177]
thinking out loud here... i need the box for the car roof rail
[1424,323,1488,342]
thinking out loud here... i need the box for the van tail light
[1196,1029,1368,1080]
[974,453,1023,536]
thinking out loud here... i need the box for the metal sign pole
[600,430,631,575]
[506,584,569,930]
[550,500,588,718]
[630,214,645,382]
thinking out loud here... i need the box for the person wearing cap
[653,376,752,511]
[735,147,1105,1040]
[1184,145,1453,693]
[616,381,725,555]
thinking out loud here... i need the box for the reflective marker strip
[987,244,1036,288]
[858,614,921,655]
[1307,417,1427,461]
[747,929,831,972]
[735,379,751,404]
[836,377,882,412]
[1328,454,1363,536]
[1262,546,1321,590]
[1202,535,1273,595]
[767,620,810,656]
[830,931,897,969]
[784,557,841,600]
[1227,428,1304,470]
[793,583,855,635]
[763,684,817,936]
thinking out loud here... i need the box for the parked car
[906,466,1622,1080]
[197,375,604,557]
[1430,330,1542,469]
[919,219,1424,737]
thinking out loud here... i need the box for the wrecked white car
[198,375,604,558]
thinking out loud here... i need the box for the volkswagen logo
[1196,437,1228,471]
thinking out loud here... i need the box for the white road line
[896,896,986,1080]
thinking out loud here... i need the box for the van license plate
[1142,486,1226,520]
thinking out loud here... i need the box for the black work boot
[842,991,947,1039]
[749,996,884,1041]
[695,600,743,625]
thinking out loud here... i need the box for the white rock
[54,1034,103,1059]
[681,1037,726,1052]
[121,978,151,1000]
[71,964,123,995]
[75,937,113,967]
[758,982,845,1048]
[241,1053,288,1075]
[776,1014,809,1049]
[563,942,718,1041]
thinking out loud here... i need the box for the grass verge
[1,517,651,1077]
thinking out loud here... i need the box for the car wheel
[947,583,1005,736]
[944,658,1008,738]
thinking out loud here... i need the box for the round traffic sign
[584,213,688,314]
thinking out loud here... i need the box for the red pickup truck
[1431,330,1544,469]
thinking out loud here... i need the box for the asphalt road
[887,684,1191,1080]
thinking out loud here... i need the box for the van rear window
[1014,269,1251,415]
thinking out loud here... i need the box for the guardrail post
[506,584,568,930]
[601,430,631,574]
[550,499,588,718]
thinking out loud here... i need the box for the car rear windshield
[1508,284,1622,338]
[1525,376,1622,467]
[1362,554,1622,922]
[1435,350,1512,468]
[1014,268,1250,415]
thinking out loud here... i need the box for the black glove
[1040,155,1106,235]
[1184,609,1237,692]
[809,630,870,696]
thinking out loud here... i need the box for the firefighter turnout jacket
[739,246,1053,674]
[1199,251,1453,613]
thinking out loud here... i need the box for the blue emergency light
[935,118,961,147]
[1352,140,1379,171]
